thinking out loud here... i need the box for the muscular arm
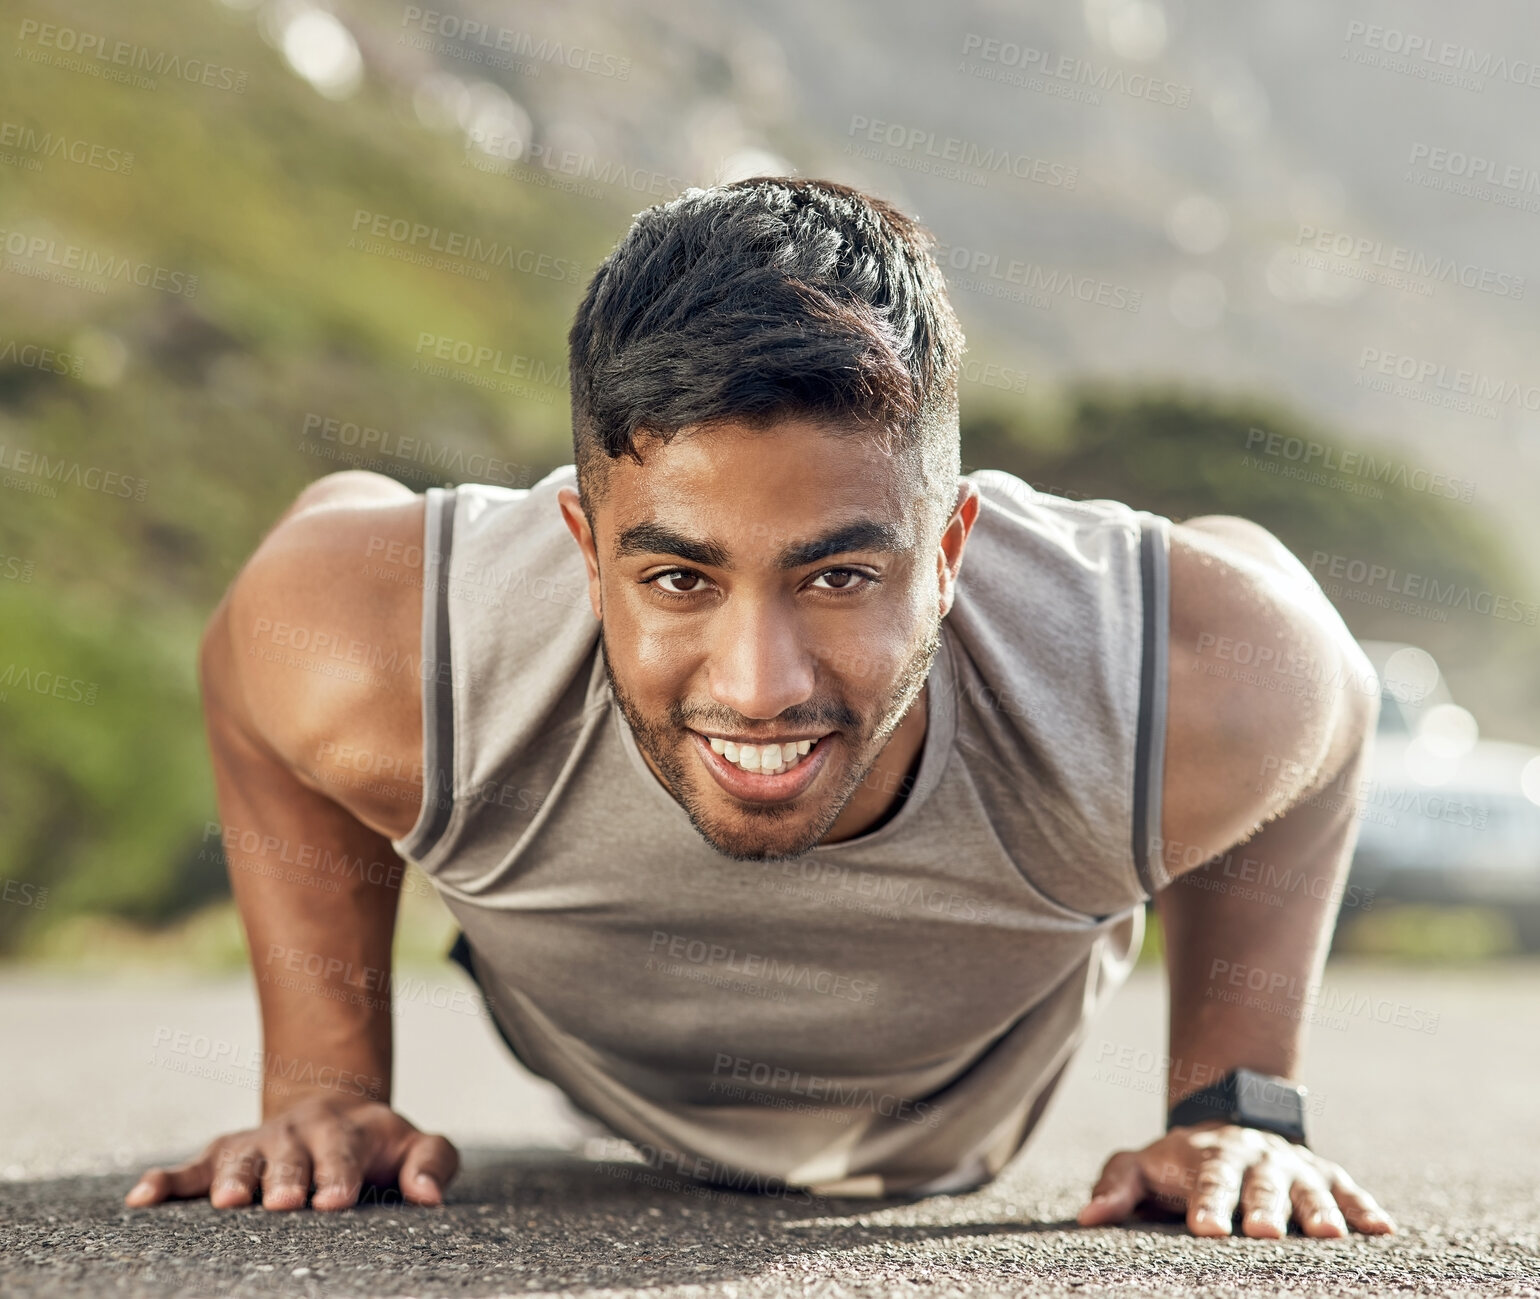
[1156,516,1380,1106]
[127,472,457,1212]
[1079,515,1394,1239]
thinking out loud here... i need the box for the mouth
[689,729,835,803]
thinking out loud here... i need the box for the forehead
[597,418,924,555]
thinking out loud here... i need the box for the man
[127,177,1395,1239]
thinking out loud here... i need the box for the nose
[707,596,816,722]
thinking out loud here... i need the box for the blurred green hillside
[1,0,1533,956]
[958,385,1536,726]
[0,0,616,952]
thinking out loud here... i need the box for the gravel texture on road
[4,962,1538,1297]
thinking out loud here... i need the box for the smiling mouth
[692,731,830,776]
[688,728,837,804]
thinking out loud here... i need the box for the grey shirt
[392,464,1172,1197]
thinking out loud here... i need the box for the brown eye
[652,570,707,595]
[810,568,874,593]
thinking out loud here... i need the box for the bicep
[1157,520,1377,881]
[209,492,428,841]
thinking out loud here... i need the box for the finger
[308,1128,365,1212]
[1291,1177,1347,1239]
[1185,1148,1244,1237]
[208,1142,264,1209]
[259,1138,312,1213]
[1238,1158,1291,1238]
[1077,1151,1144,1226]
[399,1133,460,1206]
[125,1156,214,1207]
[1328,1169,1396,1234]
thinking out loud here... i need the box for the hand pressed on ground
[123,1096,459,1211]
[1077,1121,1397,1238]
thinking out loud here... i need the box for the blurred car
[1346,640,1540,948]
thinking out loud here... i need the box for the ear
[935,481,981,618]
[557,486,603,622]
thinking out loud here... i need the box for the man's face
[558,416,976,862]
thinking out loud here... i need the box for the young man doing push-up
[128,178,1394,1240]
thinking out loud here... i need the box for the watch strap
[1166,1067,1308,1145]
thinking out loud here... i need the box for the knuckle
[1194,1166,1240,1193]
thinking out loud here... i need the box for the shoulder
[201,471,429,836]
[1159,515,1380,879]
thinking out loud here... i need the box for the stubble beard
[600,612,942,862]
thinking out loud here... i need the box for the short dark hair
[568,176,965,532]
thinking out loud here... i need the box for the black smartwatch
[1166,1067,1309,1146]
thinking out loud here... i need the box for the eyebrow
[613,519,907,570]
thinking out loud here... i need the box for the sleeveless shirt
[390,463,1173,1197]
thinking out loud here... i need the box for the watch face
[1235,1069,1305,1130]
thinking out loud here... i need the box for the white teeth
[702,734,822,776]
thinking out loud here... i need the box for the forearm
[1157,728,1374,1108]
[203,611,405,1117]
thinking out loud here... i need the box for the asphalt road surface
[4,960,1539,1298]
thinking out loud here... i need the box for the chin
[685,793,833,863]
[699,827,824,863]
